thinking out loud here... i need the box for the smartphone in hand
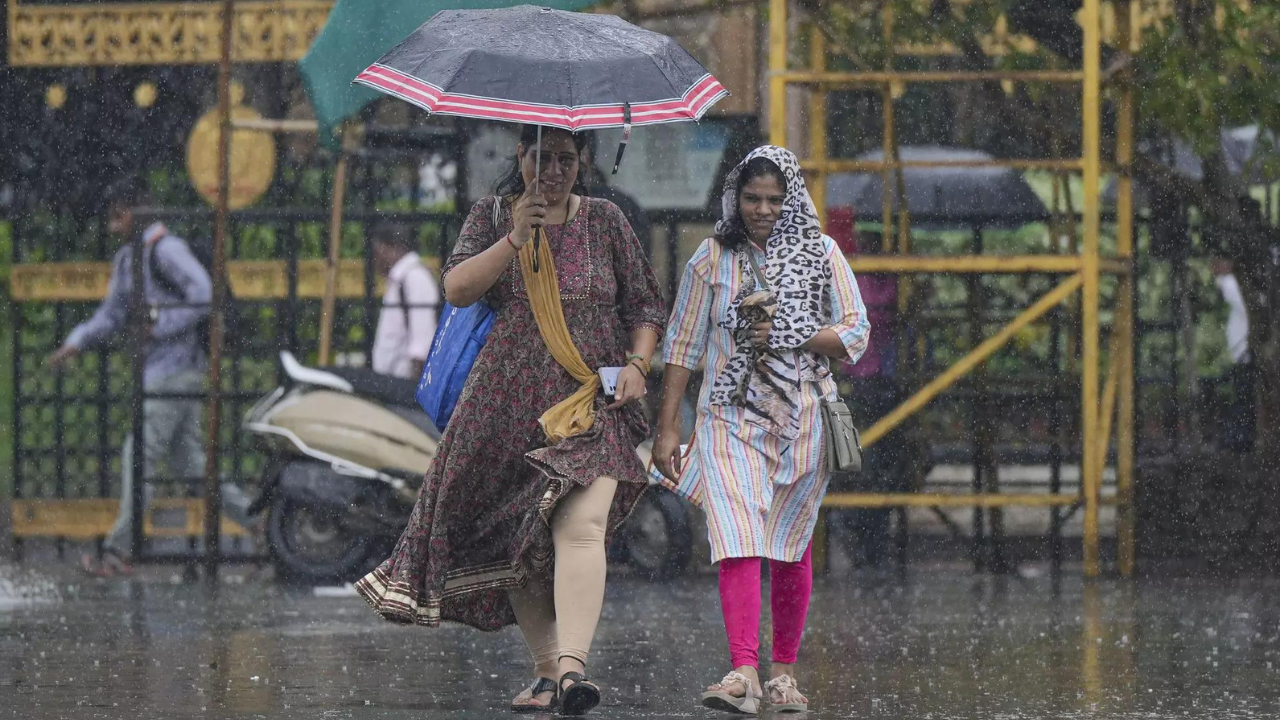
[598,366,624,397]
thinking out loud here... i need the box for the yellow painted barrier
[8,257,442,302]
[11,498,250,539]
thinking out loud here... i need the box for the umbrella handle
[612,103,632,175]
[534,124,542,191]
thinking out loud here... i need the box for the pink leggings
[717,543,813,668]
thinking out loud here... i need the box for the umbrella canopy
[1103,126,1279,206]
[827,147,1050,229]
[299,0,597,148]
[353,5,727,131]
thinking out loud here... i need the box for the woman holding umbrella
[345,6,727,714]
[356,123,666,716]
[652,146,870,714]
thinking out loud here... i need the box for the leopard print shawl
[708,145,831,440]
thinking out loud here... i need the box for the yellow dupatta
[518,226,600,444]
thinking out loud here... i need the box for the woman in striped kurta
[653,146,869,715]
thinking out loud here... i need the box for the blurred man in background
[48,176,212,576]
[370,223,440,380]
[583,133,652,251]
[1213,258,1254,450]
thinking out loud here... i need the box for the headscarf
[708,145,831,440]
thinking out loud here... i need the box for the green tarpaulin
[299,0,597,148]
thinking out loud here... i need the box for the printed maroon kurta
[356,196,666,631]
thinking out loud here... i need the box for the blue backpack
[415,198,501,430]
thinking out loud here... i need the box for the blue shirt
[65,223,213,382]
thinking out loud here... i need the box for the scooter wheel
[266,496,378,584]
[623,489,692,582]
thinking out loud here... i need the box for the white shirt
[372,252,440,378]
[1215,273,1250,364]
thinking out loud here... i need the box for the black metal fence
[6,197,1256,564]
[9,204,466,561]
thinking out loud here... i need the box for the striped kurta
[660,235,870,563]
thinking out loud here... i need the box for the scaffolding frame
[771,0,1137,577]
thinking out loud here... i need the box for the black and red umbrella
[353,4,728,174]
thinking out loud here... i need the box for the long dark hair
[493,125,591,202]
[715,156,786,251]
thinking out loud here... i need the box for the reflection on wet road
[4,562,1280,718]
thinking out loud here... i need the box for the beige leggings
[507,476,618,672]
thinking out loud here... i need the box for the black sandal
[558,670,601,716]
[511,677,558,713]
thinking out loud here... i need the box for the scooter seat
[328,367,421,410]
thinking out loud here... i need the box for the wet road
[3,561,1280,719]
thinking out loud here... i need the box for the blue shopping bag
[416,300,495,430]
[416,196,503,430]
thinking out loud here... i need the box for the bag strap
[398,279,410,331]
[743,247,768,292]
[147,235,183,300]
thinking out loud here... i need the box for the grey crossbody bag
[743,250,862,473]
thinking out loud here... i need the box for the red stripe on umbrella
[355,65,726,131]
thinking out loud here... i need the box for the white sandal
[701,671,761,715]
[765,675,808,713]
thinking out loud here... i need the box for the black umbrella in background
[827,147,1050,230]
[1103,126,1280,206]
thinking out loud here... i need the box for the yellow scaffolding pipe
[802,158,1086,172]
[773,70,1086,84]
[768,0,788,147]
[845,255,1084,274]
[881,5,897,246]
[1095,341,1121,485]
[1115,0,1138,579]
[808,26,828,225]
[1081,0,1104,578]
[862,273,1084,446]
[768,0,1123,575]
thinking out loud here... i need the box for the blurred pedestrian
[369,223,440,380]
[1213,258,1254,450]
[652,145,869,714]
[354,125,666,716]
[834,230,909,569]
[47,176,212,576]
[581,133,652,252]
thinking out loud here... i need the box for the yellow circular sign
[134,82,158,108]
[46,84,67,109]
[186,100,276,210]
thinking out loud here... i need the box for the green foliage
[822,1,1280,158]
[1138,2,1280,159]
[819,1,1278,445]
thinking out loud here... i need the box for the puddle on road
[4,563,1280,718]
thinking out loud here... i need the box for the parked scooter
[244,352,691,583]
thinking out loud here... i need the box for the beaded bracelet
[626,353,651,376]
